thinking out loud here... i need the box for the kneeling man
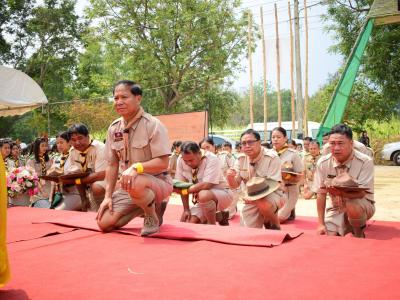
[312,124,375,238]
[97,80,173,236]
[175,141,233,225]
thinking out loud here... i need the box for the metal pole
[260,6,268,142]
[294,0,304,138]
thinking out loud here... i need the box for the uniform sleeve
[104,126,116,163]
[202,156,222,184]
[149,120,171,158]
[174,156,187,181]
[268,156,283,182]
[357,158,374,201]
[292,152,304,173]
[311,160,327,194]
[94,142,106,172]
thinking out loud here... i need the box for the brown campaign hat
[240,177,280,201]
[281,161,302,176]
[331,172,370,192]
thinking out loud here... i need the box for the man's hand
[180,209,191,222]
[316,224,327,235]
[120,166,138,191]
[226,168,237,180]
[96,197,113,221]
[58,177,75,185]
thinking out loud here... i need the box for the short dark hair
[113,80,142,96]
[56,131,70,142]
[0,139,11,148]
[303,136,313,142]
[288,139,297,147]
[171,140,182,152]
[181,141,201,154]
[199,136,215,148]
[310,140,320,147]
[67,124,89,139]
[240,129,261,141]
[322,132,330,138]
[272,127,287,137]
[330,124,353,140]
[223,141,232,149]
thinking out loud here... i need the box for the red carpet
[2,206,400,299]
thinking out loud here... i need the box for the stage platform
[1,205,400,299]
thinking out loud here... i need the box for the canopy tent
[0,66,48,117]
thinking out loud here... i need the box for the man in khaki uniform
[96,80,173,236]
[312,124,374,238]
[226,129,283,229]
[60,124,106,211]
[303,140,321,199]
[175,141,233,225]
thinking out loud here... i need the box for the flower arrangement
[6,166,39,198]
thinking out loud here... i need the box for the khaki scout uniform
[311,151,375,236]
[234,147,283,228]
[69,139,106,210]
[104,112,173,215]
[304,154,321,190]
[175,151,233,222]
[276,148,304,221]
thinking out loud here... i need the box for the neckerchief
[275,144,289,157]
[39,156,47,176]
[13,157,19,168]
[60,153,69,171]
[78,141,93,172]
[191,150,206,204]
[122,107,144,169]
[247,148,264,179]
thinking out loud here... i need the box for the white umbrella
[0,65,48,117]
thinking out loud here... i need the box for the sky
[75,0,344,96]
[234,0,343,95]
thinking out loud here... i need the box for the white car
[381,141,400,166]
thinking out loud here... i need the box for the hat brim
[240,179,280,201]
[173,179,193,189]
[282,170,302,175]
[59,171,90,180]
[331,185,371,192]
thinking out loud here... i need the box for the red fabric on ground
[2,217,400,299]
[32,209,302,247]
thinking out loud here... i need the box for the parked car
[381,141,400,166]
[208,134,238,148]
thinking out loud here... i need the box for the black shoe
[216,210,229,226]
[264,222,281,230]
[288,209,296,221]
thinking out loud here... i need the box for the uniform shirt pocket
[130,139,151,163]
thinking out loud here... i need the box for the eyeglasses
[240,140,259,147]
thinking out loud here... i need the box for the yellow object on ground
[0,157,10,287]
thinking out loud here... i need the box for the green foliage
[322,0,400,125]
[228,81,297,127]
[83,0,250,110]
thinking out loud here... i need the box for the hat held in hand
[282,161,301,175]
[240,177,280,201]
[331,172,370,192]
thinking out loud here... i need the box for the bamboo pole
[248,11,254,129]
[288,2,296,140]
[274,3,282,126]
[304,0,309,136]
[260,6,268,141]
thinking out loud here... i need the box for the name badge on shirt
[114,131,123,142]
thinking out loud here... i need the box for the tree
[85,0,250,109]
[322,0,400,125]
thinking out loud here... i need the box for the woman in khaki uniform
[271,127,304,222]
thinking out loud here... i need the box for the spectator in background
[6,142,25,170]
[168,140,182,178]
[359,130,371,148]
[27,138,53,206]
[287,140,297,150]
[322,132,330,146]
[0,139,11,162]
[199,136,216,154]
